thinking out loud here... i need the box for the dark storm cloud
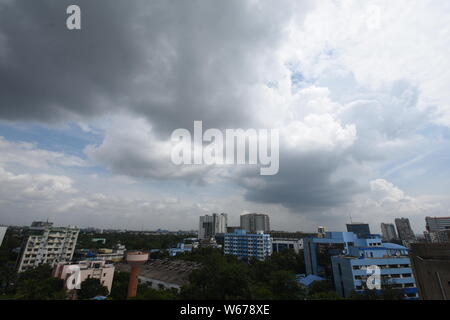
[235,150,367,211]
[0,0,146,121]
[0,0,301,134]
[0,0,368,215]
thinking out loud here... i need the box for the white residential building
[240,213,270,233]
[272,238,304,254]
[198,213,227,240]
[18,221,80,272]
[53,260,115,293]
[0,226,7,247]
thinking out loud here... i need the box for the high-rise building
[395,218,416,241]
[381,223,398,241]
[198,213,227,240]
[0,226,7,247]
[332,239,418,299]
[424,217,450,243]
[224,229,272,261]
[428,230,450,243]
[17,221,79,272]
[409,243,450,300]
[240,213,270,233]
[425,216,450,232]
[346,223,371,239]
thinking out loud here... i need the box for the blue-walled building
[331,239,418,299]
[304,232,358,276]
[304,231,418,299]
[224,229,272,261]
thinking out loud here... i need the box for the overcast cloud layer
[1,0,450,233]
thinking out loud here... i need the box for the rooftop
[117,259,202,287]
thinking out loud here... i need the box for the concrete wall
[410,243,450,300]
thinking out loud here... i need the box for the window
[403,273,412,277]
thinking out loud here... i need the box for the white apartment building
[272,238,304,254]
[0,226,7,247]
[198,213,227,240]
[53,260,115,293]
[240,213,270,233]
[18,222,80,272]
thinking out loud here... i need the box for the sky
[1,0,450,233]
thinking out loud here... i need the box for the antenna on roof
[349,213,353,224]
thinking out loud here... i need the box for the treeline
[177,247,332,300]
[76,232,194,250]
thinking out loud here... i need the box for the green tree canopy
[14,265,66,300]
[77,278,109,300]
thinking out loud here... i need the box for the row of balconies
[354,273,413,280]
[352,264,410,270]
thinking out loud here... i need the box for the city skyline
[2,1,450,234]
[2,214,441,237]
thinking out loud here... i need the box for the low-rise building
[91,238,106,244]
[167,243,192,257]
[296,274,326,291]
[53,260,115,293]
[74,244,126,263]
[117,259,201,291]
[272,238,303,254]
[224,229,272,261]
